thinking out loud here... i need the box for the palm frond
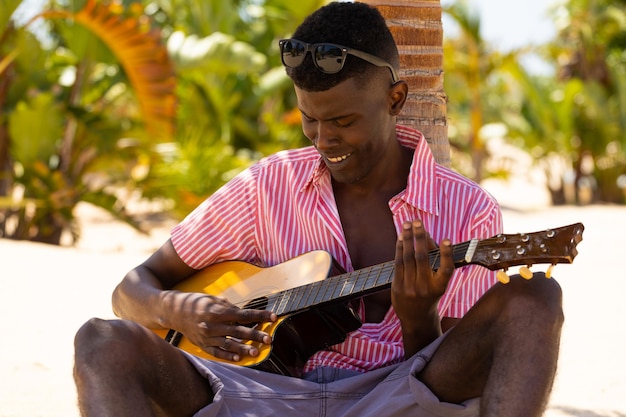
[30,0,176,138]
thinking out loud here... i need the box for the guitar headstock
[469,222,584,271]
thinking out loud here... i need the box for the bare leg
[74,318,214,417]
[419,273,564,417]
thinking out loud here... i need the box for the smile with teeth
[327,153,351,163]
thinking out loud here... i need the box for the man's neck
[332,143,413,198]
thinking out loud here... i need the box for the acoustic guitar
[155,222,584,377]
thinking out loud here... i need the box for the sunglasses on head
[279,39,399,84]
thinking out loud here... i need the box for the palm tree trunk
[362,0,450,167]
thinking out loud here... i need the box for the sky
[441,0,558,50]
[441,0,561,74]
[10,0,44,24]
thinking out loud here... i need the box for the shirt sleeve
[438,201,504,319]
[170,166,260,270]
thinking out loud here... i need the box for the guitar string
[242,229,567,311]
[244,241,477,312]
[240,240,477,313]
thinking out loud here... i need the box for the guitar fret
[265,294,277,314]
[340,274,357,297]
[283,292,296,315]
[328,273,351,302]
[295,283,310,310]
[331,277,345,299]
[287,290,303,314]
[278,293,291,315]
[299,280,319,310]
[362,268,377,292]
[330,276,344,301]
[312,277,333,305]
[314,280,330,305]
[302,280,323,309]
[353,267,368,294]
[372,262,391,288]
[273,291,290,316]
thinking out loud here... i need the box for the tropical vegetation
[1,0,323,244]
[443,0,626,204]
[1,0,625,246]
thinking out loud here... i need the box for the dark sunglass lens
[281,40,306,67]
[314,45,344,73]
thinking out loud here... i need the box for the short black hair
[285,1,399,91]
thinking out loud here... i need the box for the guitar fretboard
[250,241,475,316]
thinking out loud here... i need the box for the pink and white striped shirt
[171,125,503,373]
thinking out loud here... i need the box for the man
[73,2,564,416]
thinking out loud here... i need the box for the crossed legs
[73,273,563,417]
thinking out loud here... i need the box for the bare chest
[335,193,399,322]
[338,200,397,270]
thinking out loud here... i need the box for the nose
[308,122,338,151]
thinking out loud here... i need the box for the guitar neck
[243,222,584,317]
[261,241,477,316]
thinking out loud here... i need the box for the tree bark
[362,0,450,167]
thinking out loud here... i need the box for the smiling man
[73,2,564,416]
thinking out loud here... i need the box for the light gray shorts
[184,333,479,417]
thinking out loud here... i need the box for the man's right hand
[112,239,277,362]
[161,291,277,362]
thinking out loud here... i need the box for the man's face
[294,77,398,185]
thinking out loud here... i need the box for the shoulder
[247,146,320,176]
[438,164,499,209]
[401,125,498,210]
[258,146,320,165]
[436,164,502,234]
[436,163,485,191]
[217,146,321,197]
[397,125,497,207]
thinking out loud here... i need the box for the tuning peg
[497,270,510,284]
[519,266,533,280]
[546,265,554,279]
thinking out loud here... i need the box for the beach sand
[1,194,625,417]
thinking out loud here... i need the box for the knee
[496,273,565,328]
[519,271,563,302]
[74,318,144,372]
[75,317,117,355]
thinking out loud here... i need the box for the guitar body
[154,251,362,377]
[253,303,362,376]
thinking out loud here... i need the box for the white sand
[1,197,625,417]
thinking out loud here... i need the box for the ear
[388,81,408,116]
